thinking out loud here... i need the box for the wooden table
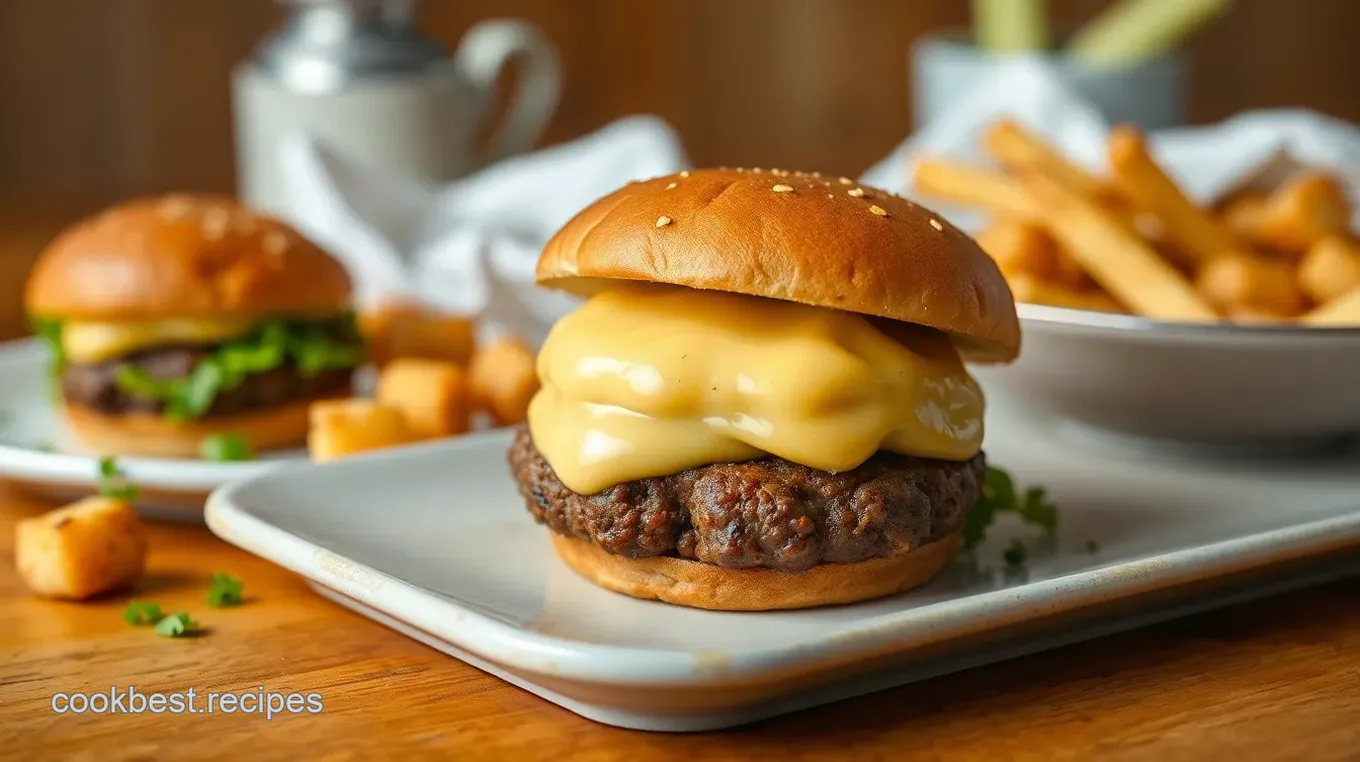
[1,482,1358,760]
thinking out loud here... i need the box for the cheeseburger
[25,195,362,458]
[510,169,1020,610]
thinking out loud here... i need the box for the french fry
[307,399,417,463]
[911,158,1042,220]
[1022,173,1218,321]
[16,497,147,599]
[983,120,1106,199]
[1005,273,1123,313]
[1107,125,1245,267]
[375,359,471,439]
[1223,173,1351,252]
[468,336,540,426]
[1194,253,1304,317]
[1298,236,1360,304]
[358,301,476,367]
[1302,286,1360,326]
[975,219,1087,290]
[1226,306,1293,324]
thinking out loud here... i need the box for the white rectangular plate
[206,407,1360,731]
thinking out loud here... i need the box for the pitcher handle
[453,19,562,161]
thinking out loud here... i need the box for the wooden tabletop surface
[0,480,1357,761]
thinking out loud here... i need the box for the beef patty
[62,346,351,418]
[508,425,985,572]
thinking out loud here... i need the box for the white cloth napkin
[278,115,690,346]
[860,59,1360,234]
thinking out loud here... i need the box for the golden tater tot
[308,399,417,463]
[1298,235,1360,304]
[375,359,471,439]
[358,301,476,367]
[1302,286,1360,326]
[16,497,147,600]
[1195,253,1304,317]
[468,336,540,426]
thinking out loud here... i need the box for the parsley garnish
[200,432,254,462]
[96,456,139,501]
[154,612,199,638]
[122,600,163,626]
[110,315,364,422]
[961,466,1058,551]
[206,572,244,608]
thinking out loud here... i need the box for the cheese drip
[528,285,985,495]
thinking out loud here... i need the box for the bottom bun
[550,531,961,611]
[61,389,350,459]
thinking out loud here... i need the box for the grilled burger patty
[508,425,985,572]
[62,346,351,417]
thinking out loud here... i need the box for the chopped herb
[122,601,164,626]
[961,466,1059,551]
[96,456,138,501]
[1002,539,1028,568]
[154,612,199,638]
[111,315,365,423]
[207,572,244,608]
[200,433,254,462]
[1083,540,1102,554]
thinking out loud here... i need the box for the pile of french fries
[912,119,1360,326]
[308,301,540,463]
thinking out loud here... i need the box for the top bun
[26,195,352,320]
[538,169,1019,362]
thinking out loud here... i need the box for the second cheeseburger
[510,169,1020,610]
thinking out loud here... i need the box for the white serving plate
[972,304,1360,456]
[206,405,1360,731]
[0,339,303,518]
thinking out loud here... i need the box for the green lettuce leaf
[111,314,364,422]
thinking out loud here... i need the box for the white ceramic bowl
[971,305,1360,455]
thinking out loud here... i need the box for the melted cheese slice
[528,285,985,495]
[62,317,257,364]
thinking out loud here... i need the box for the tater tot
[1298,236,1360,304]
[375,359,471,439]
[468,336,540,426]
[308,399,417,463]
[358,301,475,367]
[1194,253,1304,317]
[16,497,147,599]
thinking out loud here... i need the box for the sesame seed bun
[549,531,960,611]
[536,169,1020,362]
[25,195,352,320]
[59,388,349,459]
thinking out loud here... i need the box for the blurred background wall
[1,0,1359,336]
[4,0,1359,206]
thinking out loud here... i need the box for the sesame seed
[812,171,823,178]
[772,184,794,193]
[679,170,690,178]
[838,177,853,185]
[263,231,289,255]
[869,205,888,217]
[202,209,230,239]
[773,169,790,177]
[666,182,677,190]
[656,215,673,227]
[929,219,943,231]
[847,188,865,198]
[827,193,835,199]
[753,167,763,173]
[158,197,193,220]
